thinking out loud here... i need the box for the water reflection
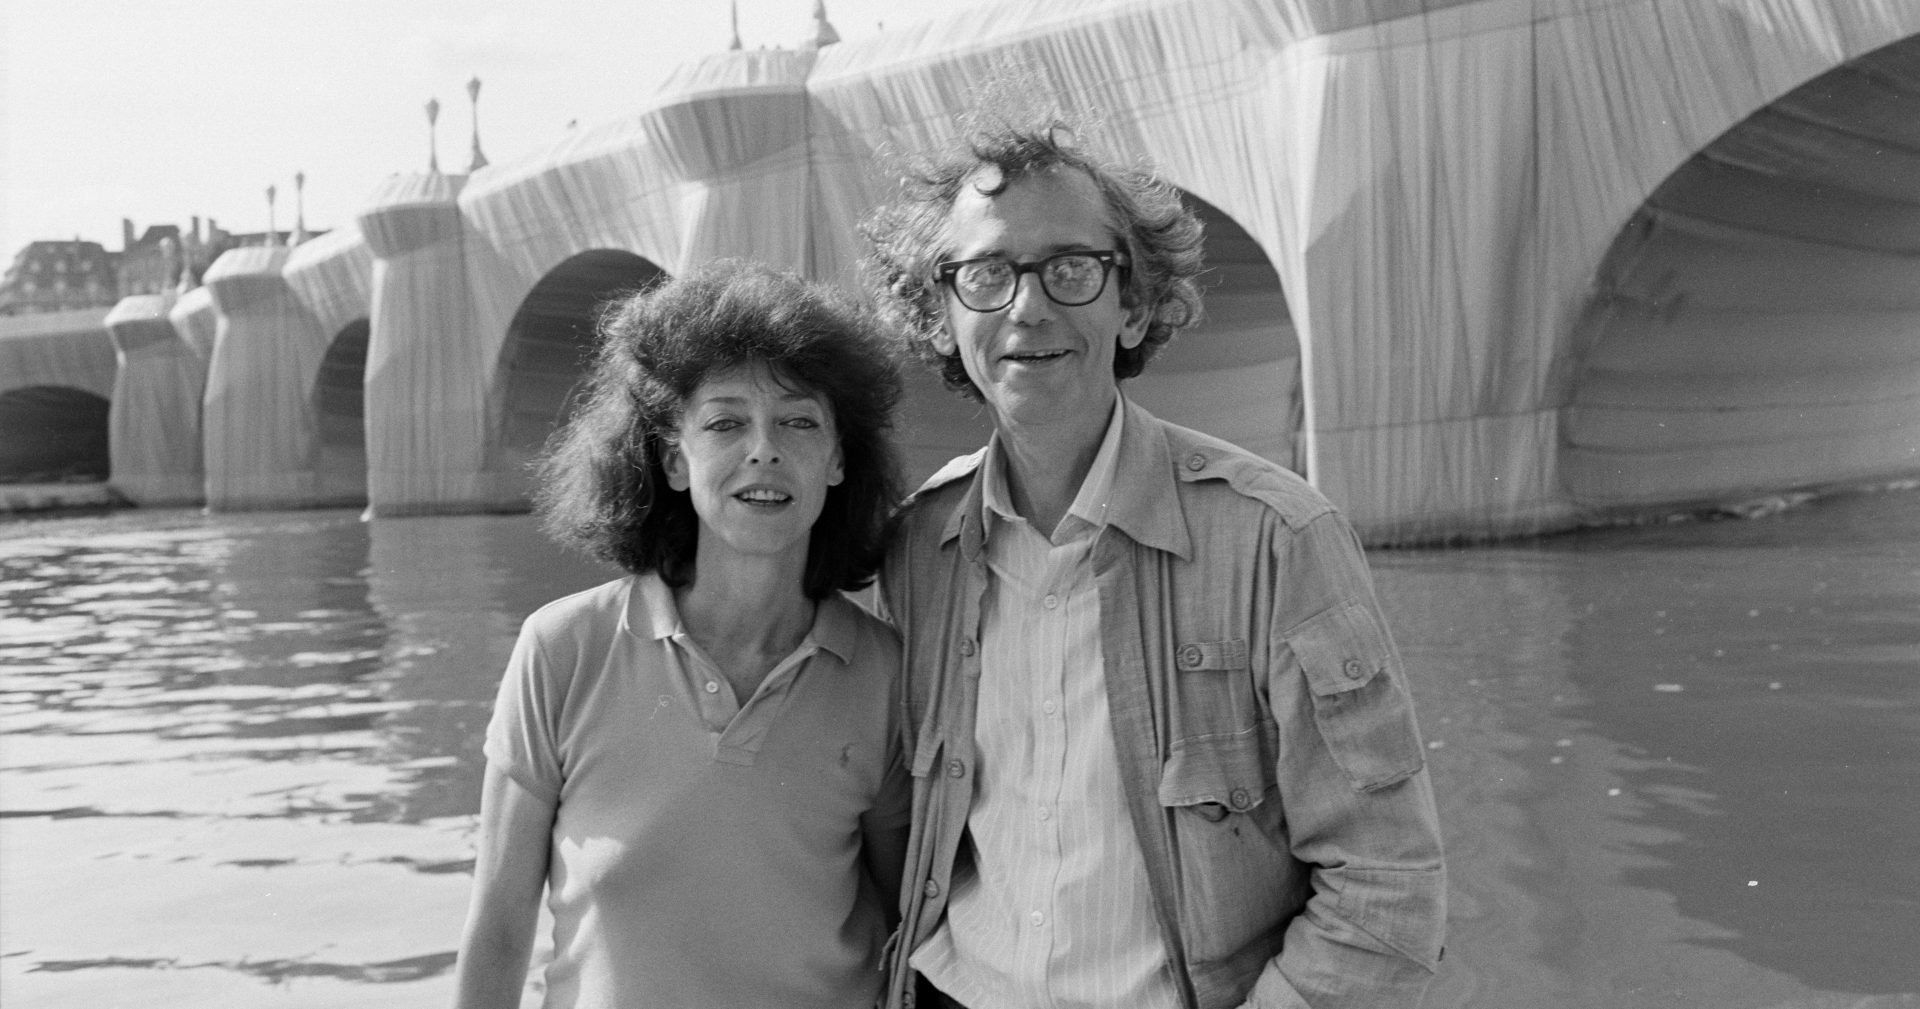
[2,491,1915,1007]
[1377,489,1920,1007]
[362,513,613,825]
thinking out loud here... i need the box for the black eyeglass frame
[932,250,1129,313]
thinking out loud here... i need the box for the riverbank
[0,480,131,516]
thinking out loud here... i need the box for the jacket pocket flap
[1157,726,1270,813]
[1175,637,1250,673]
[1290,601,1390,697]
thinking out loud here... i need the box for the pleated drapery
[106,294,207,506]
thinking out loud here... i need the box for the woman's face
[665,362,844,571]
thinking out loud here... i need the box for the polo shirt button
[1186,452,1207,472]
[947,759,966,778]
[704,681,720,693]
[1343,658,1366,680]
[1229,787,1251,810]
[1180,644,1203,668]
[1044,594,1059,609]
[923,879,941,898]
[1030,910,1045,926]
[959,638,976,657]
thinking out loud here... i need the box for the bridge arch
[314,318,370,507]
[1133,190,1300,475]
[0,385,110,482]
[493,249,667,497]
[1565,33,1920,514]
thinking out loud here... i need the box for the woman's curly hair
[534,259,903,599]
[860,114,1205,400]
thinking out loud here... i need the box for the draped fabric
[106,294,207,506]
[1566,32,1920,511]
[201,246,332,510]
[8,0,1911,539]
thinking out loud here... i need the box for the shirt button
[1038,807,1051,821]
[923,879,941,898]
[1229,787,1252,810]
[1044,594,1059,609]
[1343,658,1367,680]
[1042,699,1057,715]
[704,681,720,693]
[1186,451,1207,472]
[1180,644,1203,668]
[947,758,966,778]
[1030,910,1045,927]
[959,638,977,657]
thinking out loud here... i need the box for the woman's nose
[746,425,781,464]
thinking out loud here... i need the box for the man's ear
[931,320,959,357]
[1118,301,1151,350]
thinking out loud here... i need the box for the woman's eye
[704,417,741,432]
[784,416,820,430]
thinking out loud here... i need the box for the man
[862,116,1446,1009]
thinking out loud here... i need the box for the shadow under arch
[494,249,667,500]
[0,385,110,482]
[315,318,370,508]
[1565,33,1920,517]
[1131,190,1301,475]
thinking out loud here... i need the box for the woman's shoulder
[519,574,640,644]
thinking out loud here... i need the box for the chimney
[122,218,136,250]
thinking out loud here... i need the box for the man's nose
[1006,270,1054,323]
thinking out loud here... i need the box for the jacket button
[1229,787,1252,810]
[1180,644,1202,668]
[959,638,976,657]
[947,759,966,778]
[1343,658,1366,680]
[1185,452,1207,472]
[923,879,941,898]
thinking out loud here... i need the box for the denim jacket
[879,400,1445,1009]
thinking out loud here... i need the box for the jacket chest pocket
[1168,636,1262,744]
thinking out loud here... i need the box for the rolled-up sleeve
[1249,513,1446,1008]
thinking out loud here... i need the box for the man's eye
[1048,256,1099,287]
[958,262,1011,289]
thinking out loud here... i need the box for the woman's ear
[663,445,689,491]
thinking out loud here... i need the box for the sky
[0,0,991,258]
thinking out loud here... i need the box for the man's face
[934,166,1147,438]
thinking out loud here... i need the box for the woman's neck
[673,550,814,700]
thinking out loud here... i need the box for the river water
[2,489,1916,1008]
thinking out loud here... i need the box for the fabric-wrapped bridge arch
[11,0,1915,541]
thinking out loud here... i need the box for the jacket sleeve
[1246,512,1446,1009]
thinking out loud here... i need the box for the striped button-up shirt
[911,402,1181,1009]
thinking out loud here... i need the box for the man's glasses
[933,250,1127,313]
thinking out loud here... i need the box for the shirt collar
[626,571,858,665]
[979,395,1127,535]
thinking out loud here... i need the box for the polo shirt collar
[627,571,857,665]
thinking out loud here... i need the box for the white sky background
[0,0,987,257]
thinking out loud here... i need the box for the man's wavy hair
[535,259,903,599]
[860,111,1206,401]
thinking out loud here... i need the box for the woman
[454,260,909,1009]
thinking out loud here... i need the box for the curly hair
[860,116,1206,400]
[534,259,903,599]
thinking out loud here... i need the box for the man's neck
[995,396,1118,538]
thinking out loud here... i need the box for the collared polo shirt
[911,400,1179,1009]
[486,573,910,1009]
